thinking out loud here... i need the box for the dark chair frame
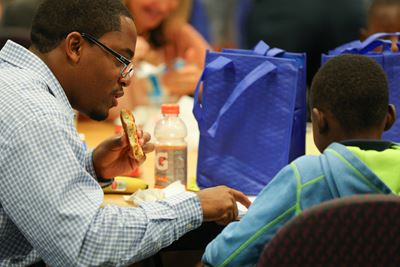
[258,194,400,267]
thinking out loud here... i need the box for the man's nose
[120,75,132,88]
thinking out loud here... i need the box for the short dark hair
[31,0,133,53]
[310,54,389,133]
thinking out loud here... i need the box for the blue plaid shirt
[0,41,202,267]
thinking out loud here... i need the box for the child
[202,54,399,267]
[361,0,400,39]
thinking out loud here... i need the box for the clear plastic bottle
[154,104,187,188]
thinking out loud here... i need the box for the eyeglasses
[81,32,134,79]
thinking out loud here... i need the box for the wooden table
[77,118,319,207]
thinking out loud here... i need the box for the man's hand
[92,130,154,179]
[197,186,251,225]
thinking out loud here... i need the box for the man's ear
[384,104,396,131]
[64,32,83,64]
[312,107,328,134]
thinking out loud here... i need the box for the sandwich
[120,109,145,161]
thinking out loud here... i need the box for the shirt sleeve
[84,148,97,178]
[0,113,203,266]
[84,148,115,185]
[202,164,299,267]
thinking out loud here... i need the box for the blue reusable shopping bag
[193,43,306,195]
[322,32,400,142]
[223,41,307,161]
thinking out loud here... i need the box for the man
[0,0,250,266]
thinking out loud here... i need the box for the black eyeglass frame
[80,32,134,78]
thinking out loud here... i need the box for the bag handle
[334,32,400,54]
[193,56,233,124]
[207,60,277,137]
[253,40,285,57]
[359,32,400,53]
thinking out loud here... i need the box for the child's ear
[312,108,328,134]
[384,104,396,131]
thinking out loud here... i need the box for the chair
[257,194,400,267]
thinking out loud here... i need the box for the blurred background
[0,0,382,151]
[0,0,374,87]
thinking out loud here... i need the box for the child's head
[362,0,400,38]
[310,54,395,151]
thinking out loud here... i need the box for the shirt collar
[340,139,396,151]
[0,40,75,118]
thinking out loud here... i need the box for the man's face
[74,16,137,121]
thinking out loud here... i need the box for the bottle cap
[161,104,179,114]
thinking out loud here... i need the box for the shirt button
[187,223,193,230]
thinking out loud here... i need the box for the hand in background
[161,63,201,97]
[92,130,154,179]
[197,186,251,225]
[161,47,203,97]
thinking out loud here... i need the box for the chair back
[257,194,400,267]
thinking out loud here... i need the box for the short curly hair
[31,0,133,53]
[310,54,389,133]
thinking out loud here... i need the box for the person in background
[242,0,367,88]
[107,0,210,121]
[202,54,399,267]
[1,0,41,29]
[0,0,250,266]
[0,0,40,50]
[202,0,238,50]
[0,0,3,24]
[361,0,400,41]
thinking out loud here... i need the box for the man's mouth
[114,91,124,99]
[112,91,124,107]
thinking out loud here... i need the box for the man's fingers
[198,186,251,224]
[142,143,155,153]
[231,196,239,220]
[137,154,146,165]
[141,131,151,143]
[217,196,239,225]
[215,210,234,225]
[137,130,154,153]
[230,189,252,208]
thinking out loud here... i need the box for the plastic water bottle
[154,104,187,188]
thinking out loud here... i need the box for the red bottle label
[155,145,187,188]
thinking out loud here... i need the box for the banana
[103,176,148,194]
